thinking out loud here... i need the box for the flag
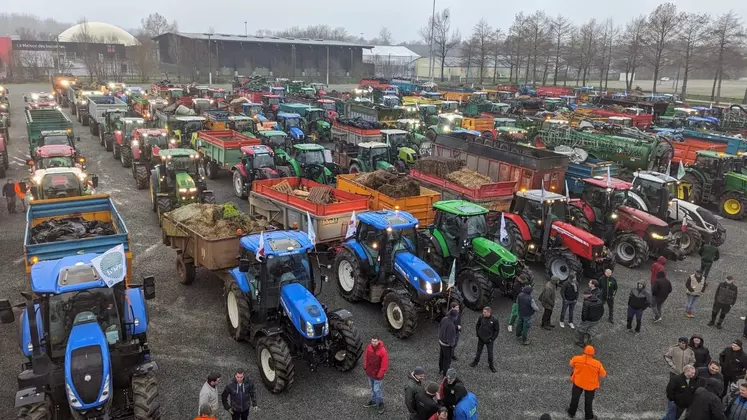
[540,179,545,202]
[606,165,611,188]
[306,211,316,246]
[256,231,266,261]
[677,158,686,179]
[447,259,456,289]
[91,244,127,288]
[565,179,570,200]
[345,211,357,240]
[499,212,508,243]
[666,159,672,177]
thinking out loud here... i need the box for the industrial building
[362,45,420,79]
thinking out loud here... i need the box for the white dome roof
[59,22,140,46]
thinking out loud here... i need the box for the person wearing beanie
[665,337,696,377]
[721,340,747,398]
[575,287,604,347]
[438,368,467,420]
[516,284,539,345]
[710,276,738,329]
[539,276,560,330]
[439,305,459,377]
[567,345,607,420]
[651,270,673,322]
[414,381,440,420]
[405,366,426,419]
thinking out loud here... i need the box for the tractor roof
[698,150,736,159]
[433,200,488,216]
[36,145,75,157]
[634,171,677,184]
[380,129,408,135]
[294,143,324,151]
[240,230,313,257]
[282,103,309,108]
[34,166,85,177]
[263,94,281,98]
[228,115,253,121]
[516,189,566,202]
[159,148,197,157]
[440,113,462,119]
[241,145,273,155]
[260,130,288,137]
[307,107,325,112]
[584,177,631,190]
[358,142,388,149]
[30,254,109,294]
[135,128,167,136]
[277,112,301,119]
[174,116,206,122]
[123,117,145,123]
[358,210,419,230]
[494,117,516,122]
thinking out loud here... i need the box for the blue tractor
[0,254,159,419]
[333,210,462,339]
[275,112,306,143]
[223,230,363,393]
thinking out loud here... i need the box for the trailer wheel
[17,399,52,420]
[457,268,493,311]
[150,176,157,212]
[569,206,591,232]
[544,248,582,282]
[233,170,247,199]
[256,336,294,393]
[720,192,747,220]
[382,291,418,339]
[132,373,162,420]
[329,318,363,372]
[334,248,367,302]
[91,119,99,136]
[176,254,196,285]
[224,278,251,340]
[205,160,219,179]
[671,223,702,255]
[426,128,437,141]
[104,133,113,151]
[121,146,133,168]
[611,233,649,268]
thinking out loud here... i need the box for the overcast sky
[6,0,747,42]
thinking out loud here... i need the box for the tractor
[495,190,615,281]
[335,142,396,174]
[232,145,281,198]
[678,151,747,220]
[334,210,462,339]
[380,129,421,170]
[30,145,86,172]
[274,142,342,185]
[111,117,146,161]
[100,109,127,152]
[425,113,463,141]
[149,148,215,219]
[261,94,281,120]
[30,130,79,160]
[569,177,683,268]
[28,167,99,201]
[305,108,331,142]
[227,115,262,137]
[222,230,362,393]
[0,254,159,419]
[418,200,533,310]
[129,128,174,189]
[276,112,307,142]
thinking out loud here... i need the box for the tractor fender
[290,127,305,140]
[327,308,354,323]
[125,288,148,336]
[114,130,123,146]
[627,191,650,212]
[550,221,604,261]
[19,305,43,357]
[229,267,254,295]
[133,360,159,376]
[254,326,284,342]
[339,241,372,274]
[233,163,248,177]
[502,212,532,241]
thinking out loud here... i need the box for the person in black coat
[686,377,726,420]
[710,276,738,329]
[221,369,258,419]
[665,365,698,420]
[414,382,440,420]
[470,306,500,372]
[439,305,459,377]
[720,340,747,397]
[651,271,672,322]
[690,334,711,369]
[697,361,724,387]
[597,268,618,323]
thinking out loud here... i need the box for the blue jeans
[685,295,700,313]
[560,300,576,323]
[368,378,383,404]
[661,400,684,420]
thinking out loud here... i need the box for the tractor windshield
[41,173,84,198]
[169,89,184,99]
[252,153,275,169]
[388,134,409,149]
[284,118,300,129]
[40,157,75,169]
[267,97,280,105]
[182,121,204,133]
[545,200,567,221]
[265,135,288,148]
[297,150,325,165]
[267,253,311,289]
[232,120,254,133]
[389,227,417,253]
[170,156,197,173]
[211,91,225,99]
[369,147,389,162]
[465,215,488,240]
[41,135,70,146]
[124,120,145,136]
[308,110,325,121]
[319,102,335,111]
[150,134,169,149]
[48,285,121,355]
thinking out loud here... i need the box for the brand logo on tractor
[551,225,589,247]
[394,262,408,281]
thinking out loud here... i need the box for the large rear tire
[132,373,162,420]
[682,173,702,204]
[457,268,493,311]
[719,191,747,220]
[329,318,363,372]
[135,165,150,189]
[671,223,702,255]
[544,248,582,282]
[256,336,294,394]
[17,400,51,420]
[121,146,133,167]
[381,291,418,339]
[224,278,251,341]
[611,233,649,268]
[156,196,172,224]
[497,219,527,258]
[334,248,367,302]
[426,128,437,141]
[569,206,591,231]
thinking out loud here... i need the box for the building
[362,45,420,79]
[153,32,372,83]
[414,57,508,83]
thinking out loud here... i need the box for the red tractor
[495,189,614,281]
[127,128,174,189]
[112,117,146,163]
[569,177,684,268]
[231,145,280,198]
[30,145,85,173]
[261,94,281,120]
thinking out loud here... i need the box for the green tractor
[425,113,463,141]
[380,129,421,170]
[679,151,747,220]
[100,109,127,152]
[336,142,397,174]
[305,107,331,142]
[150,148,215,220]
[280,143,342,185]
[417,200,533,310]
[226,115,261,137]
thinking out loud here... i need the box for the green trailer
[25,108,76,156]
[194,129,261,179]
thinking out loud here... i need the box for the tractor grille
[313,323,325,336]
[70,345,104,405]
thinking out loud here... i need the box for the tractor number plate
[322,218,338,226]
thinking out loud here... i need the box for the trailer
[408,169,516,211]
[25,108,76,157]
[564,159,619,196]
[331,119,381,146]
[87,94,128,136]
[343,102,403,125]
[202,109,238,130]
[679,129,747,156]
[194,130,260,179]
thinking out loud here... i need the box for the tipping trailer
[194,130,261,179]
[202,109,238,130]
[680,129,747,156]
[565,159,619,196]
[87,94,128,137]
[67,85,99,122]
[408,168,516,211]
[25,108,76,156]
[331,119,381,146]
[24,194,132,281]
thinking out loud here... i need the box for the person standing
[697,361,724,386]
[699,241,720,280]
[515,285,539,346]
[651,256,668,286]
[720,340,747,398]
[14,180,26,212]
[453,392,478,420]
[405,366,426,419]
[725,382,747,420]
[539,276,560,330]
[710,276,738,329]
[626,281,650,333]
[2,178,16,213]
[665,337,696,378]
[439,305,459,377]
[363,335,389,414]
[575,288,604,347]
[690,334,712,369]
[198,372,221,417]
[470,306,499,372]
[414,382,440,420]
[663,364,697,420]
[686,378,726,420]
[685,270,707,318]
[598,269,618,323]
[220,369,258,420]
[566,345,607,420]
[559,274,579,329]
[651,271,673,322]
[438,368,467,420]
[451,302,462,361]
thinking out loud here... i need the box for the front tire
[205,160,219,179]
[329,318,363,372]
[457,268,493,311]
[121,146,133,167]
[17,400,51,420]
[719,192,747,220]
[381,291,418,339]
[132,373,162,420]
[256,336,295,393]
[233,170,247,199]
[112,143,120,159]
[135,165,150,189]
[334,248,367,302]
[569,206,591,231]
[545,248,582,282]
[224,279,251,340]
[671,223,702,255]
[497,219,527,258]
[611,233,649,268]
[349,163,362,174]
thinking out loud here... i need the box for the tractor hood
[289,126,305,140]
[64,312,112,411]
[726,171,747,182]
[376,160,394,171]
[280,282,328,339]
[393,252,442,294]
[175,171,196,189]
[471,237,518,263]
[398,146,417,164]
[316,120,330,130]
[617,205,668,227]
[551,221,605,247]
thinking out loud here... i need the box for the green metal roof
[260,130,287,137]
[697,150,737,159]
[159,148,198,157]
[433,200,488,216]
[294,143,325,151]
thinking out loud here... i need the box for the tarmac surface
[1,83,747,419]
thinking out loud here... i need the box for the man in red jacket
[363,335,389,414]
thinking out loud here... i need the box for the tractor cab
[228,115,259,137]
[299,86,317,98]
[310,83,327,96]
[575,177,632,223]
[209,88,226,102]
[346,142,395,174]
[152,148,212,211]
[31,145,84,172]
[233,145,280,198]
[29,167,98,200]
[269,86,286,99]
[426,113,463,140]
[165,87,185,104]
[276,112,306,142]
[418,104,439,120]
[292,143,339,184]
[630,171,678,219]
[134,128,173,157]
[103,108,126,134]
[262,94,281,117]
[117,116,145,146]
[381,129,419,168]
[510,190,569,241]
[692,151,738,176]
[25,92,56,108]
[259,130,292,153]
[440,101,459,113]
[170,116,206,148]
[305,108,331,142]
[608,116,632,127]
[241,102,264,118]
[494,117,517,128]
[316,99,337,118]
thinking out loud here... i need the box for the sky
[6,0,747,43]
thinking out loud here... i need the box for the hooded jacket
[581,293,604,322]
[651,256,667,285]
[439,310,458,347]
[651,275,673,301]
[363,341,389,380]
[597,274,618,301]
[453,392,478,420]
[414,389,440,420]
[700,243,720,263]
[221,379,257,413]
[720,346,747,378]
[666,372,698,409]
[438,376,467,409]
[561,277,579,302]
[570,346,607,391]
[715,281,739,306]
[627,282,651,310]
[690,334,711,368]
[665,343,696,375]
[726,395,747,420]
[686,378,726,420]
[404,372,424,414]
[539,277,559,309]
[686,273,707,296]
[517,286,538,317]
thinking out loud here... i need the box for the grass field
[598,79,747,103]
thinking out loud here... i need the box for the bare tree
[491,29,505,83]
[677,13,710,97]
[578,19,598,85]
[420,9,461,81]
[523,10,550,86]
[549,15,571,86]
[561,28,580,86]
[460,37,478,83]
[469,19,495,82]
[708,11,746,102]
[378,27,393,45]
[595,19,618,90]
[140,13,178,38]
[643,3,681,93]
[131,35,158,81]
[506,13,528,84]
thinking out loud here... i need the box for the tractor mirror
[91,175,99,188]
[142,276,156,300]
[0,299,13,324]
[239,258,251,272]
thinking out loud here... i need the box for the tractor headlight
[170,138,177,144]
[178,188,187,193]
[323,321,329,335]
[66,383,82,408]
[98,374,110,403]
[27,342,33,352]
[651,232,665,240]
[425,280,433,294]
[305,321,315,338]
[610,212,618,220]
[132,140,139,147]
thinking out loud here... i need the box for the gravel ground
[1,83,747,420]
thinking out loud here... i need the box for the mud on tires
[256,336,295,394]
[132,373,162,420]
[17,400,51,420]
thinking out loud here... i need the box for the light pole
[244,21,248,36]
[207,33,212,85]
[427,0,436,83]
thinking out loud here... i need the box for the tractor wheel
[544,248,582,282]
[671,223,702,255]
[481,130,495,139]
[112,143,120,160]
[176,254,196,285]
[17,399,51,420]
[121,146,133,168]
[611,233,649,268]
[329,318,363,372]
[233,170,247,199]
[150,176,157,212]
[457,268,493,311]
[156,196,172,224]
[201,192,216,204]
[334,248,367,302]
[719,192,747,220]
[104,134,113,151]
[132,372,161,420]
[136,165,150,190]
[497,219,527,258]
[349,163,362,174]
[205,160,219,180]
[681,173,702,204]
[381,291,418,339]
[92,120,99,136]
[256,336,295,394]
[569,206,591,231]
[224,278,251,340]
[426,128,437,141]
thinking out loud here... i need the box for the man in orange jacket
[567,345,607,419]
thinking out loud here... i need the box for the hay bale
[413,157,464,178]
[168,203,267,239]
[445,168,492,189]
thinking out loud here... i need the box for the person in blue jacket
[453,392,478,420]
